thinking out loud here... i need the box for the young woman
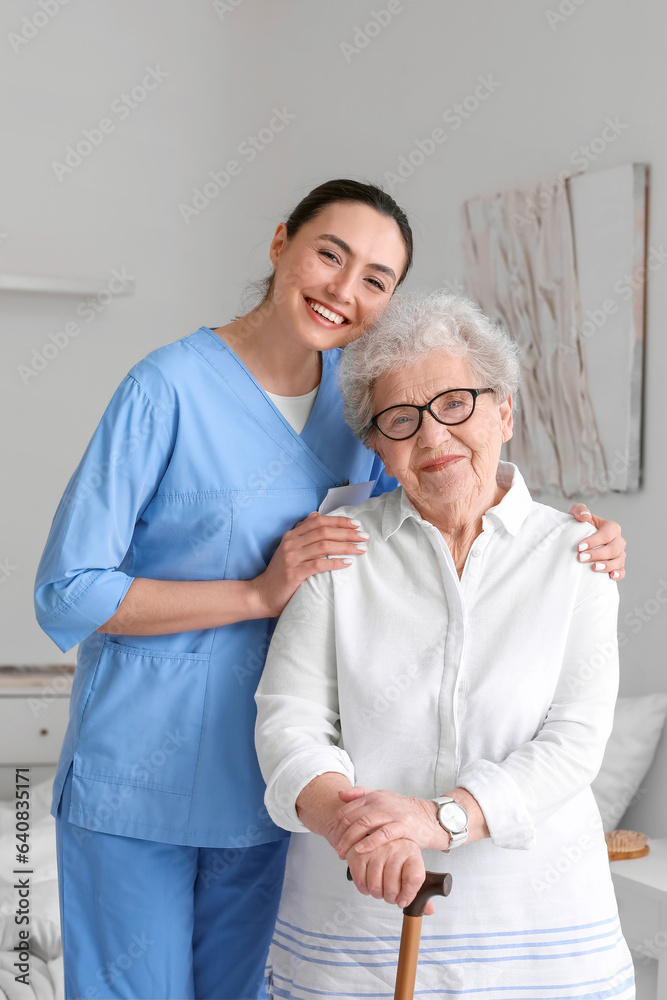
[34,179,626,1000]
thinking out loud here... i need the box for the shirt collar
[381,461,533,541]
[485,462,534,536]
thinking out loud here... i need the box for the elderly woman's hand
[346,837,436,913]
[334,787,443,859]
[335,785,490,859]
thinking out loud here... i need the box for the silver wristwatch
[431,796,469,853]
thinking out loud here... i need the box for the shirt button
[472,549,481,557]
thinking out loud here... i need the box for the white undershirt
[265,384,320,435]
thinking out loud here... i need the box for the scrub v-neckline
[191,327,344,488]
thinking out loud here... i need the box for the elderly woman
[254,292,634,999]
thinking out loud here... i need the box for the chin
[418,470,472,501]
[297,318,358,352]
[295,326,347,353]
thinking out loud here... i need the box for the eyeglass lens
[377,390,476,439]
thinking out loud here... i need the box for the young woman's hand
[252,512,368,617]
[569,505,627,581]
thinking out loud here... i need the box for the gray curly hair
[338,290,521,446]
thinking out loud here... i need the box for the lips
[420,455,465,472]
[305,297,349,326]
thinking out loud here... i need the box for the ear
[269,223,289,269]
[499,394,514,443]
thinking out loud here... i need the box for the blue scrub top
[35,327,395,847]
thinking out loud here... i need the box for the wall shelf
[0,273,135,296]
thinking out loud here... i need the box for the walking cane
[347,868,453,1000]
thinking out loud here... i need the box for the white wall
[1,0,665,832]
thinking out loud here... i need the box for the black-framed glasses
[370,388,496,440]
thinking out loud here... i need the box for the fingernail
[579,552,591,562]
[355,544,367,552]
[350,519,361,526]
[357,531,370,539]
[343,559,353,565]
[594,562,606,571]
[612,571,620,580]
[578,542,589,552]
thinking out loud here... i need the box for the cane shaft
[344,867,452,1000]
[394,914,422,1000]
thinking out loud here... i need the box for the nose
[326,268,355,304]
[416,409,453,447]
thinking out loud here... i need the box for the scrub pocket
[73,637,209,795]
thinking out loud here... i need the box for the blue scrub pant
[55,766,289,999]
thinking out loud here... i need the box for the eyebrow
[317,233,398,283]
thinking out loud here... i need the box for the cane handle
[346,867,452,915]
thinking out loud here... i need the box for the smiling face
[371,350,514,521]
[267,201,409,352]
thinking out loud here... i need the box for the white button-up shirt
[254,463,632,998]
[256,462,619,848]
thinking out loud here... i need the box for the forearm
[97,576,268,635]
[296,772,354,842]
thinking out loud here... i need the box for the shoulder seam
[124,373,171,438]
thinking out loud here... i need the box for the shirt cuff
[264,746,356,833]
[457,760,536,850]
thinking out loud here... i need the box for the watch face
[439,802,467,834]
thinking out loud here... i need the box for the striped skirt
[265,830,635,1000]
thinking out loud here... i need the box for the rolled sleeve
[36,567,135,654]
[261,746,355,833]
[255,574,355,832]
[34,375,175,652]
[458,572,619,850]
[457,761,536,849]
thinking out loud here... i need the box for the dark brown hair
[283,178,413,285]
[246,179,414,310]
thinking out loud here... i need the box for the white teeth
[307,299,345,324]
